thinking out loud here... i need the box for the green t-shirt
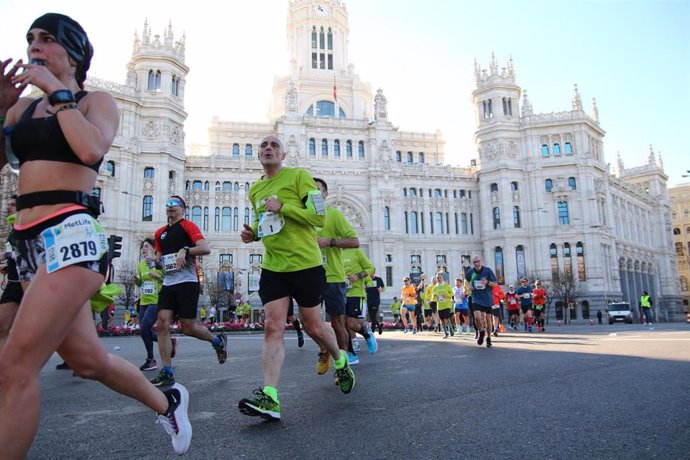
[248,167,325,272]
[390,300,401,315]
[136,259,163,306]
[433,283,454,310]
[342,247,374,298]
[316,205,358,282]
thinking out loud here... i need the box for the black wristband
[329,238,337,248]
[48,90,75,105]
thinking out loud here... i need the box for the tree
[547,269,587,324]
[115,263,138,309]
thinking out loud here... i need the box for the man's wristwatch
[183,246,190,255]
[329,238,337,248]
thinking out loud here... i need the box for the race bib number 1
[42,214,108,274]
[258,211,285,237]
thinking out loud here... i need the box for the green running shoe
[238,388,281,421]
[334,362,355,394]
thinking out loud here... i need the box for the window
[493,207,501,230]
[459,189,466,198]
[482,99,493,119]
[541,144,549,157]
[245,144,253,157]
[106,160,115,177]
[568,177,577,190]
[204,181,209,191]
[358,141,365,158]
[334,140,341,158]
[510,181,518,192]
[172,75,180,96]
[407,152,413,164]
[460,213,468,234]
[545,179,553,192]
[222,207,231,232]
[232,143,240,158]
[553,143,561,155]
[234,182,240,192]
[142,195,153,221]
[502,97,512,116]
[396,151,402,162]
[419,152,425,164]
[681,277,689,291]
[410,255,422,264]
[434,212,443,234]
[249,254,263,264]
[494,246,504,284]
[191,206,202,228]
[346,140,353,158]
[563,242,571,257]
[385,267,393,287]
[558,201,570,225]
[490,183,498,193]
[221,181,232,191]
[434,189,442,198]
[673,227,681,235]
[516,245,526,279]
[233,207,239,231]
[192,180,202,191]
[147,69,161,91]
[409,188,417,197]
[410,211,419,234]
[219,254,233,265]
[676,242,684,256]
[384,206,391,230]
[576,242,586,281]
[203,207,209,231]
[321,138,328,157]
[550,243,560,281]
[309,138,316,157]
[513,206,521,228]
[564,142,573,154]
[244,207,250,226]
[214,207,220,231]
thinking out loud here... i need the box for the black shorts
[508,309,520,316]
[424,309,433,317]
[323,282,347,316]
[534,306,545,315]
[492,306,501,317]
[474,305,493,314]
[429,301,438,313]
[346,296,364,318]
[521,305,532,314]
[0,281,23,304]
[438,308,452,320]
[259,266,325,308]
[159,282,201,320]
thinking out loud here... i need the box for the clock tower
[269,0,373,120]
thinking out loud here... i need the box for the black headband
[30,13,90,64]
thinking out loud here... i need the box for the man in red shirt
[532,280,547,332]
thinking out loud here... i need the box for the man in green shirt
[313,178,361,375]
[342,247,378,364]
[432,273,455,338]
[238,136,354,421]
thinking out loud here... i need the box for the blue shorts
[403,303,416,312]
[454,303,469,312]
[322,282,347,316]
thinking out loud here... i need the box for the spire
[648,144,656,165]
[164,20,174,46]
[658,151,664,171]
[142,19,150,44]
[591,98,599,123]
[473,59,480,84]
[489,51,498,75]
[617,152,624,174]
[508,54,514,76]
[572,84,582,111]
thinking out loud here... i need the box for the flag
[333,76,337,102]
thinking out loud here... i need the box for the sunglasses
[166,200,183,207]
[404,279,410,282]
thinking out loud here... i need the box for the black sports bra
[9,91,103,172]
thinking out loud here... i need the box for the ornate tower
[270,0,372,120]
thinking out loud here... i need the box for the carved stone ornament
[143,120,159,139]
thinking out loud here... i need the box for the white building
[0,0,682,321]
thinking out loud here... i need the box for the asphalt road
[26,323,690,459]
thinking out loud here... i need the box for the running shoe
[213,333,228,364]
[335,362,355,394]
[238,388,281,421]
[297,329,305,348]
[55,362,71,370]
[486,337,493,348]
[151,370,175,387]
[157,383,192,455]
[140,359,158,371]
[377,323,383,335]
[477,330,486,345]
[412,329,417,334]
[352,338,361,352]
[316,351,331,375]
[347,352,359,365]
[364,328,378,354]
[403,328,409,334]
[443,333,449,339]
[171,337,178,359]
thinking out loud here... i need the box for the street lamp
[682,170,690,178]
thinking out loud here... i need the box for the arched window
[204,181,209,191]
[494,246,504,284]
[673,227,681,235]
[192,180,203,191]
[434,212,444,234]
[396,151,402,162]
[493,207,501,230]
[358,141,365,158]
[309,138,316,157]
[564,142,573,154]
[545,179,553,192]
[222,207,231,232]
[434,189,442,198]
[516,245,526,279]
[245,144,253,157]
[214,207,220,231]
[490,183,498,192]
[233,182,240,192]
[558,201,570,224]
[346,140,353,158]
[384,206,391,230]
[233,207,239,232]
[541,144,549,157]
[244,207,250,226]
[321,138,328,157]
[513,206,521,228]
[681,277,689,291]
[203,207,209,231]
[410,211,419,234]
[553,143,561,155]
[147,70,161,91]
[171,75,179,96]
[576,242,586,281]
[406,152,413,164]
[419,152,425,164]
[106,160,115,177]
[232,143,240,157]
[334,139,341,157]
[191,206,202,228]
[142,195,153,221]
[568,177,577,190]
[460,213,468,234]
[245,182,250,192]
[511,181,518,192]
[409,188,417,197]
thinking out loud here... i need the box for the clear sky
[3,0,688,185]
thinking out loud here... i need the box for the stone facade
[0,0,683,320]
[669,183,690,313]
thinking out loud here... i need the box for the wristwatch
[48,90,76,105]
[183,246,190,255]
[329,239,337,248]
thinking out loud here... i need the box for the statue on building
[285,80,298,115]
[374,88,388,121]
[572,83,583,111]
